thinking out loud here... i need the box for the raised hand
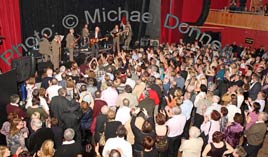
[165,95,176,108]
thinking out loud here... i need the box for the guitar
[89,37,108,46]
[111,30,128,38]
[70,35,81,48]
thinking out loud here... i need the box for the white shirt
[25,96,49,112]
[125,78,136,89]
[205,103,221,116]
[26,85,37,100]
[194,92,207,107]
[55,72,64,81]
[201,120,220,143]
[248,99,265,112]
[95,32,98,39]
[101,87,118,107]
[166,114,186,137]
[256,99,265,112]
[226,104,241,123]
[46,85,62,101]
[180,99,193,120]
[237,94,244,109]
[62,140,75,145]
[102,137,132,157]
[115,106,131,125]
[10,103,19,107]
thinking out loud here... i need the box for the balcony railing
[205,9,268,31]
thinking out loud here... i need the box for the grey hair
[64,128,75,141]
[59,66,66,72]
[189,126,201,138]
[31,118,42,129]
[172,106,181,115]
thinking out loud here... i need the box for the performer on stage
[51,34,61,70]
[90,26,102,57]
[66,28,75,61]
[81,24,90,48]
[82,24,89,38]
[111,25,120,54]
[124,21,132,50]
[39,33,51,62]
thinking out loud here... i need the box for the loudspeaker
[195,0,211,26]
[150,39,159,50]
[150,39,159,48]
[37,61,53,73]
[140,38,150,47]
[11,56,36,82]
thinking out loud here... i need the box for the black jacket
[131,116,155,151]
[50,96,71,127]
[28,127,54,154]
[55,142,82,157]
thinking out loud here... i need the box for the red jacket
[138,88,160,105]
[6,104,26,119]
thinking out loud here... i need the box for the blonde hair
[37,140,55,157]
[9,118,22,136]
[0,146,9,157]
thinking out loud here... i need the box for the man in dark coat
[138,90,155,118]
[50,88,71,127]
[248,74,261,100]
[244,112,268,157]
[55,128,82,157]
[28,119,54,155]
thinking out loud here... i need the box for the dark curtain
[0,0,22,73]
[0,70,17,125]
[19,0,126,49]
[124,0,150,43]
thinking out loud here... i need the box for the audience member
[54,128,82,157]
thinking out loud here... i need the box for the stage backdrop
[20,0,149,51]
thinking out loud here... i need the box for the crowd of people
[228,0,268,15]
[0,39,268,157]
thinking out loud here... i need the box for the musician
[111,25,120,53]
[81,24,89,49]
[51,34,61,70]
[66,28,75,61]
[124,21,132,50]
[90,26,102,56]
[39,33,51,62]
[82,24,89,38]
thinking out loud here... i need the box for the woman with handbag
[155,112,168,157]
[200,110,221,144]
